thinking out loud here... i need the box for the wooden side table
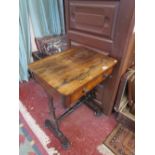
[29,47,117,148]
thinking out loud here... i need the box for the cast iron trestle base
[45,119,70,149]
[45,89,103,149]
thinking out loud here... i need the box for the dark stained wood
[69,30,113,53]
[122,33,135,73]
[98,2,135,115]
[71,41,109,56]
[29,47,117,107]
[64,0,135,115]
[65,0,120,54]
[69,1,119,39]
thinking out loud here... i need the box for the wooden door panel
[69,30,113,52]
[69,1,119,39]
[65,0,120,54]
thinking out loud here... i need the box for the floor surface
[19,79,117,155]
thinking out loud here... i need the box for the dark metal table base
[45,90,102,149]
[45,119,70,149]
[83,91,103,116]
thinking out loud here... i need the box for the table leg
[84,100,103,116]
[83,91,103,116]
[45,96,70,149]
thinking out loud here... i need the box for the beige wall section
[29,18,37,52]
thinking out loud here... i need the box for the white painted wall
[29,18,37,52]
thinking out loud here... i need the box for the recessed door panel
[69,1,119,39]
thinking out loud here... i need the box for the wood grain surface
[29,47,117,97]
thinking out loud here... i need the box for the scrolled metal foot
[45,119,70,149]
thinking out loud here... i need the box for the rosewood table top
[29,47,117,105]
